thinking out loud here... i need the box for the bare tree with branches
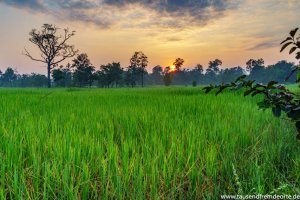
[24,24,78,88]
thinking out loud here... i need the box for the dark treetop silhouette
[128,51,148,87]
[0,58,295,88]
[72,53,95,87]
[24,24,78,88]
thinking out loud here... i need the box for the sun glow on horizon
[169,65,176,72]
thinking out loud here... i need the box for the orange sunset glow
[0,0,299,74]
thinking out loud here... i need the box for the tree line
[0,24,296,88]
[0,57,296,88]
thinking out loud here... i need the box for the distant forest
[1,24,295,88]
[0,56,296,88]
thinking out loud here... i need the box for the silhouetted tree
[206,59,222,83]
[1,67,17,87]
[52,64,72,87]
[24,24,78,88]
[173,58,184,72]
[0,70,2,85]
[139,53,148,87]
[52,68,64,86]
[129,51,148,87]
[194,64,204,74]
[72,53,95,87]
[264,60,295,83]
[220,66,244,83]
[190,64,204,85]
[152,65,163,75]
[125,65,139,87]
[147,65,162,85]
[246,58,264,73]
[171,58,186,84]
[97,62,123,87]
[163,66,172,86]
[247,59,265,83]
[208,59,222,73]
[19,73,48,87]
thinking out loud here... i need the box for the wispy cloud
[247,40,279,51]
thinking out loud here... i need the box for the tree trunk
[141,73,144,87]
[47,63,51,88]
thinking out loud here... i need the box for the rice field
[0,87,299,199]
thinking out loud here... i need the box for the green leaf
[216,88,224,95]
[289,47,297,54]
[216,85,230,95]
[280,37,292,45]
[272,106,281,117]
[245,80,255,87]
[251,90,263,96]
[267,81,278,88]
[255,84,267,89]
[290,28,299,37]
[285,68,297,81]
[287,109,300,120]
[296,52,300,60]
[297,73,300,83]
[280,42,293,52]
[296,121,300,130]
[236,83,243,89]
[257,101,268,109]
[203,86,214,94]
[283,105,293,112]
[244,88,255,96]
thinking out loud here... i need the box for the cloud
[247,40,279,51]
[1,0,45,11]
[165,37,183,42]
[0,0,241,29]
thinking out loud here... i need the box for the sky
[0,0,299,74]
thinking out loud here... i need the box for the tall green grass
[0,87,299,199]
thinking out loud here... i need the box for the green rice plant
[0,87,298,199]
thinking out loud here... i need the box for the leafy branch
[280,28,300,82]
[203,28,300,139]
